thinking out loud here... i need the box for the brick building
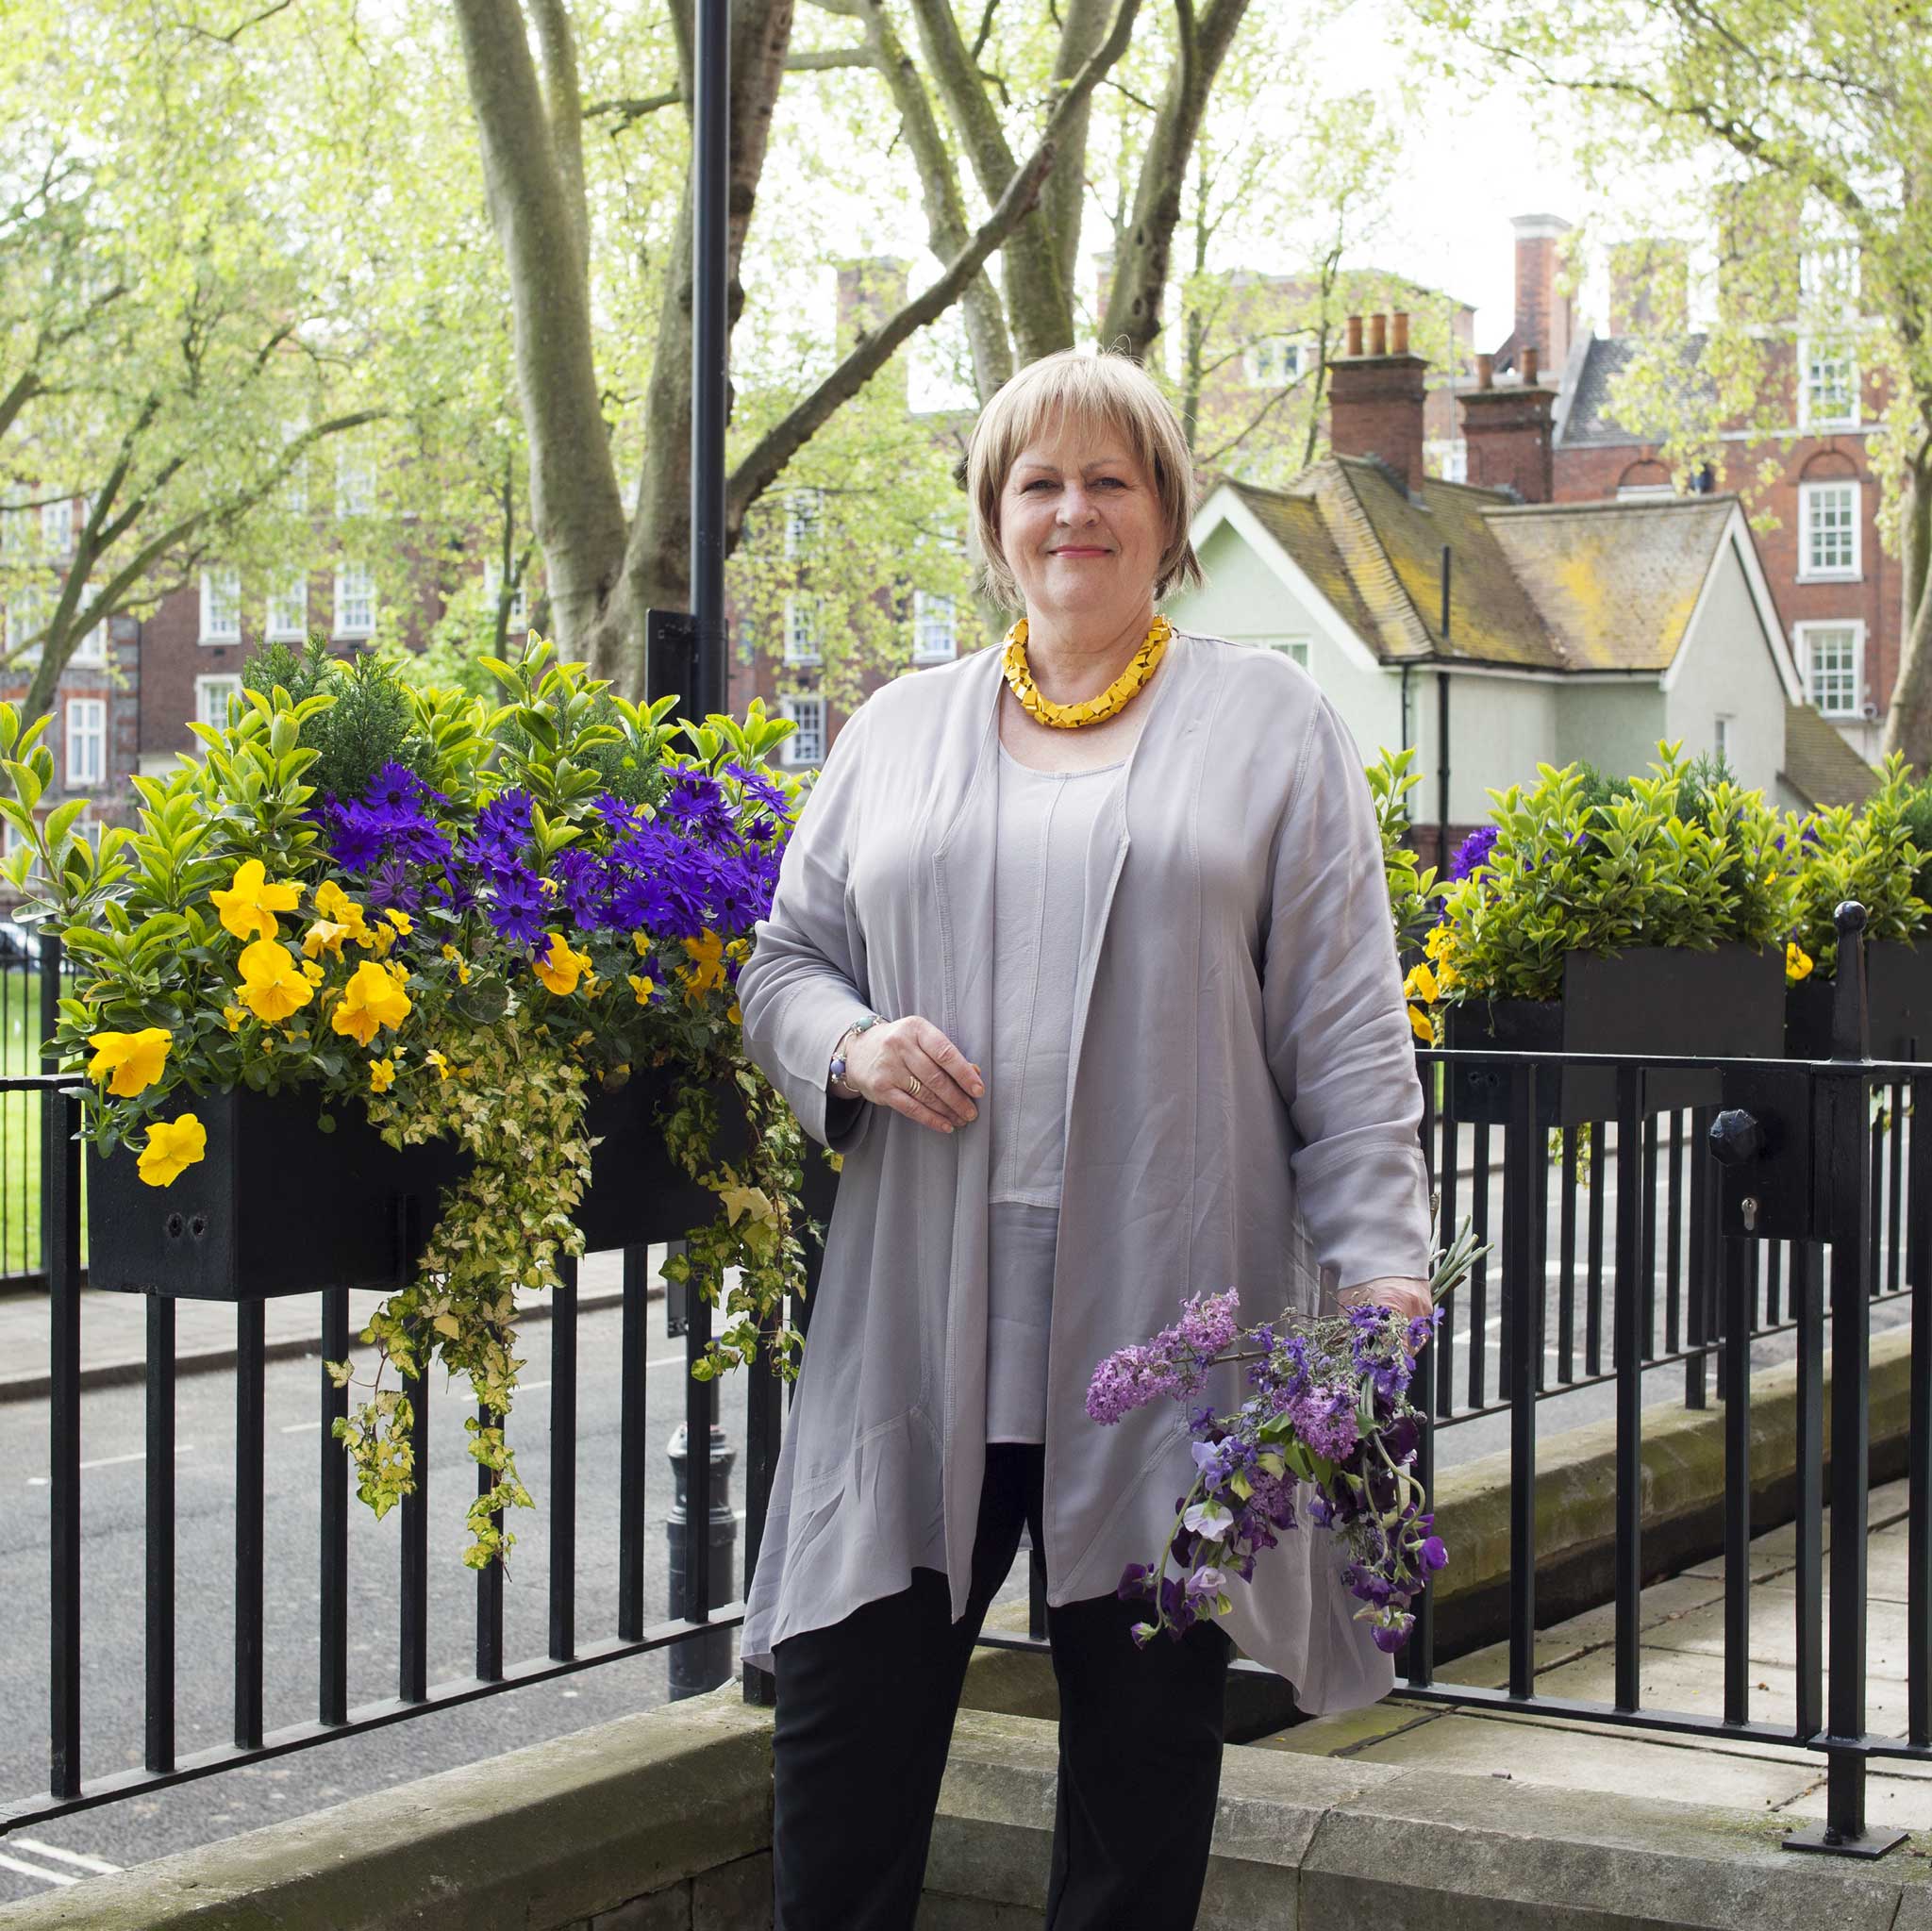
[1488,213,1900,767]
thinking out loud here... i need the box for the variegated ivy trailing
[1,637,829,1569]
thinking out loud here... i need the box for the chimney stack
[1510,213,1574,377]
[1458,349,1557,503]
[1327,310,1431,496]
[1607,237,1689,336]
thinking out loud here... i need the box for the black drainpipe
[1437,545,1452,871]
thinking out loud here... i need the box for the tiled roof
[1484,495,1735,672]
[1560,335,1712,448]
[1781,702,1879,809]
[1225,465,1732,674]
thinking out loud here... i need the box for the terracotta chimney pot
[1390,310,1410,356]
[1345,314,1363,358]
[1369,312,1388,357]
[1521,344,1541,386]
[1475,352,1494,391]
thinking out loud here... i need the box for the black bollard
[666,1384,739,1697]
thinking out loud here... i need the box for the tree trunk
[452,0,628,663]
[1882,437,1932,772]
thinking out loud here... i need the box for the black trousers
[770,1441,1232,1930]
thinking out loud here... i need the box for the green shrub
[1789,753,1929,975]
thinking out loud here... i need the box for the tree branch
[527,0,590,278]
[589,44,874,128]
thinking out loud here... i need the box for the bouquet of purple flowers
[1086,1215,1485,1656]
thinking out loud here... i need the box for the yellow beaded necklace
[1000,612,1173,730]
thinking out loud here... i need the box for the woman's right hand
[843,1016,983,1134]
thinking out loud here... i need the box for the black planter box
[87,1086,470,1301]
[1786,941,1932,1063]
[1444,942,1787,1127]
[576,1067,745,1252]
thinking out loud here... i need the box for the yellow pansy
[331,960,412,1046]
[222,1004,248,1033]
[313,881,374,947]
[632,931,652,957]
[369,1057,396,1093]
[726,937,751,961]
[383,909,412,936]
[680,929,727,1000]
[426,1048,450,1080]
[1407,1004,1435,1044]
[627,974,657,1007]
[534,932,592,996]
[137,1113,208,1189]
[440,943,472,986]
[301,959,325,984]
[1787,941,1815,983]
[1402,962,1440,1005]
[236,939,313,1024]
[303,919,353,960]
[87,1027,171,1098]
[727,1001,742,1025]
[210,859,302,942]
[1424,924,1456,963]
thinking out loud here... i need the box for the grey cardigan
[735,630,1430,1713]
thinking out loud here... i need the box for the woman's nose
[1058,485,1099,524]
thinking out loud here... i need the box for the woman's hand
[1338,1275,1434,1339]
[843,1016,984,1135]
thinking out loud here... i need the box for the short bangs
[966,349,1203,613]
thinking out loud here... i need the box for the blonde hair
[965,349,1203,612]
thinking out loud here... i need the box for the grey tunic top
[986,743,1125,1444]
[735,632,1431,1715]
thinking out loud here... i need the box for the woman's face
[998,409,1164,634]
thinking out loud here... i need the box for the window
[335,441,375,519]
[200,567,242,644]
[1800,341,1858,430]
[1264,636,1310,669]
[0,498,28,558]
[911,591,957,664]
[784,489,823,560]
[778,694,824,765]
[278,421,309,513]
[1714,714,1733,762]
[783,594,821,665]
[65,697,106,788]
[265,571,308,642]
[481,558,528,631]
[1798,621,1862,718]
[334,563,375,640]
[1243,337,1306,387]
[5,584,49,665]
[195,674,242,730]
[1800,242,1860,319]
[70,608,108,666]
[41,498,73,558]
[1799,480,1860,579]
[1617,483,1677,501]
[1425,439,1468,484]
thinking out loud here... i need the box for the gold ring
[907,1074,923,1098]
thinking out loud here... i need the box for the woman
[736,349,1432,1930]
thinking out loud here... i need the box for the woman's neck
[1020,604,1157,704]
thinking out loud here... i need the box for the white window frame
[1261,636,1311,670]
[199,567,242,645]
[1714,714,1734,762]
[1800,242,1860,320]
[69,606,108,666]
[481,558,528,631]
[778,694,825,766]
[333,562,375,641]
[1797,620,1864,719]
[195,674,242,731]
[1798,479,1860,581]
[783,593,821,665]
[911,591,958,664]
[64,696,106,789]
[784,488,823,561]
[265,571,308,642]
[1242,337,1304,387]
[5,583,50,665]
[1617,483,1677,501]
[0,498,28,559]
[1798,339,1858,431]
[40,498,73,558]
[335,440,375,519]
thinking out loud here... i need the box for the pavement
[0,1248,648,1404]
[1260,1472,1932,1837]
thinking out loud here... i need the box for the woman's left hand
[1337,1275,1433,1334]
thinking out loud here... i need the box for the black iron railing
[8,911,1927,1860]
